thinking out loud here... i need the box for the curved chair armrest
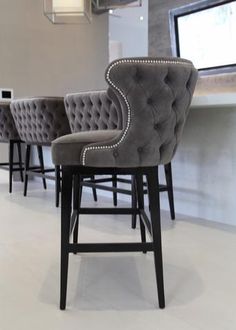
[64,89,123,133]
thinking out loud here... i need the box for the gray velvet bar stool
[64,89,176,228]
[10,97,71,206]
[51,57,198,309]
[0,102,24,192]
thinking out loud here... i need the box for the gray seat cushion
[52,129,122,165]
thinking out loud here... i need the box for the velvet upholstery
[52,57,198,167]
[10,97,71,145]
[65,89,122,133]
[52,130,122,165]
[0,102,20,142]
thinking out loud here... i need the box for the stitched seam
[81,58,192,166]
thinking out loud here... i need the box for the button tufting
[174,124,179,135]
[164,75,169,84]
[147,98,153,105]
[113,150,119,158]
[137,147,143,153]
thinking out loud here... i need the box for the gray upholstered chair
[64,89,176,227]
[0,102,24,192]
[52,57,198,309]
[10,97,71,206]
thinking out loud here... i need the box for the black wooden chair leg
[60,167,73,310]
[146,167,165,309]
[73,175,82,246]
[131,175,137,229]
[164,163,175,220]
[24,145,31,196]
[135,173,147,254]
[37,145,47,190]
[55,165,60,208]
[112,174,117,206]
[9,140,14,193]
[17,142,24,182]
[91,175,97,202]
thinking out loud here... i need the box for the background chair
[0,102,24,192]
[10,97,71,206]
[52,57,198,309]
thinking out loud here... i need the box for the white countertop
[191,92,236,108]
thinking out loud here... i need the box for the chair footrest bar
[25,171,56,181]
[0,166,25,171]
[85,177,114,184]
[78,207,139,215]
[140,209,152,237]
[0,162,23,166]
[82,182,132,195]
[68,242,153,253]
[70,210,78,235]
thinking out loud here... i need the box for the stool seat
[52,129,122,166]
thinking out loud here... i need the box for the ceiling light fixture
[44,0,92,24]
[92,0,142,10]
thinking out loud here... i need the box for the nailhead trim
[82,58,192,165]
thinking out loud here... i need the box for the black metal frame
[0,140,24,193]
[60,165,165,310]
[82,162,175,227]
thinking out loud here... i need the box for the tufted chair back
[0,102,20,142]
[10,97,71,145]
[81,57,198,167]
[64,89,122,133]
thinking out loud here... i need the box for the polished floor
[0,172,236,330]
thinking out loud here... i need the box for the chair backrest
[10,97,71,145]
[0,102,20,142]
[82,57,198,167]
[64,89,122,133]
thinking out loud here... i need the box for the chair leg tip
[159,300,165,309]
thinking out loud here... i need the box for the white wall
[0,0,108,163]
[0,1,108,97]
[109,1,148,60]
